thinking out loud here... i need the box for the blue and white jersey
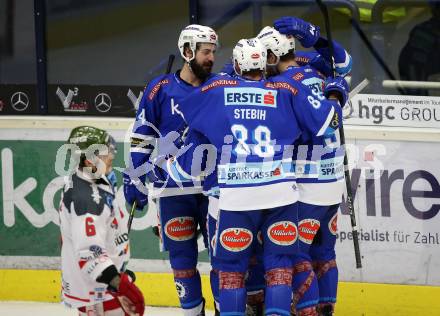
[167,73,342,211]
[277,65,345,205]
[130,71,214,198]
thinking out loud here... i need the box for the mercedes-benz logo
[11,92,30,112]
[94,93,112,113]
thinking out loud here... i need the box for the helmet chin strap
[187,60,195,74]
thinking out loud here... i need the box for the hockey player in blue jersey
[123,24,218,316]
[161,37,348,316]
[258,21,351,316]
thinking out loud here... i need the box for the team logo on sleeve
[220,228,253,252]
[329,213,338,235]
[298,219,320,244]
[268,221,298,245]
[175,281,187,299]
[292,72,304,81]
[164,217,196,241]
[224,88,277,108]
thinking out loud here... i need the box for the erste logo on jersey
[220,228,253,252]
[298,219,320,244]
[268,221,298,245]
[224,87,277,108]
[164,217,195,241]
[329,213,338,235]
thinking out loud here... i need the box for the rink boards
[1,111,440,315]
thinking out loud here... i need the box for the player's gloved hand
[146,157,168,183]
[308,55,333,78]
[324,76,349,106]
[274,17,320,48]
[125,269,136,283]
[110,273,145,316]
[123,172,148,211]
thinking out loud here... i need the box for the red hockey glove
[111,273,145,316]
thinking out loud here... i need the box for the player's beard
[190,59,213,81]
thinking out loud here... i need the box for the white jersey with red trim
[59,170,129,308]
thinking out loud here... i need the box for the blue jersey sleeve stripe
[166,159,194,183]
[335,51,352,75]
[316,106,335,137]
[130,148,153,154]
[131,133,156,141]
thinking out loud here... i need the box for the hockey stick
[344,78,370,119]
[315,0,362,269]
[166,54,176,75]
[127,202,136,234]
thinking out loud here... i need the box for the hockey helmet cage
[178,24,218,62]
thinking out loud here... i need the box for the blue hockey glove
[146,158,168,183]
[324,76,349,106]
[123,171,148,211]
[274,17,320,48]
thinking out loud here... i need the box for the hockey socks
[173,268,204,316]
[291,261,319,315]
[246,256,265,316]
[313,259,337,314]
[264,268,293,316]
[210,269,220,312]
[219,271,246,315]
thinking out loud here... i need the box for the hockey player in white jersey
[59,126,145,316]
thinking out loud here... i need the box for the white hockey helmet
[257,26,295,65]
[178,24,218,62]
[232,38,266,75]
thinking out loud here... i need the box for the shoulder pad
[201,76,238,92]
[68,174,110,216]
[62,186,73,213]
[145,74,171,101]
[266,80,299,95]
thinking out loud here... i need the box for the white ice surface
[0,301,215,316]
